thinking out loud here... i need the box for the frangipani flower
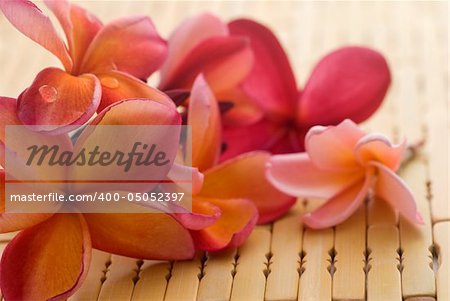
[159,13,252,92]
[172,75,255,250]
[158,13,262,125]
[266,119,423,229]
[0,0,168,133]
[179,76,294,247]
[221,20,391,160]
[0,97,205,300]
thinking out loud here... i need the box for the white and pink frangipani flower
[266,119,423,229]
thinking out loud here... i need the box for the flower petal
[0,213,91,301]
[171,199,221,231]
[0,170,59,233]
[0,212,54,234]
[305,119,365,171]
[266,152,364,199]
[0,97,72,183]
[159,36,254,93]
[81,15,167,79]
[167,163,204,196]
[371,161,422,224]
[0,213,55,234]
[302,174,371,229]
[189,75,221,171]
[228,19,297,118]
[0,213,56,234]
[17,67,101,134]
[216,87,265,127]
[89,99,179,127]
[97,71,175,112]
[355,134,405,171]
[191,197,258,251]
[70,99,181,194]
[221,118,285,161]
[44,0,102,72]
[0,0,72,70]
[83,213,195,260]
[298,46,391,127]
[0,97,24,167]
[199,151,296,223]
[0,97,65,233]
[269,127,306,154]
[160,13,228,84]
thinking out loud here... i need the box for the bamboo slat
[265,203,303,301]
[404,297,437,301]
[132,261,170,301]
[297,228,333,301]
[367,225,402,301]
[396,68,425,143]
[399,161,436,298]
[97,255,139,301]
[230,227,271,301]
[422,16,447,227]
[197,249,236,301]
[394,18,436,297]
[427,108,450,222]
[434,222,449,301]
[164,255,202,301]
[333,206,366,301]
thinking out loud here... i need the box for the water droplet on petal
[39,85,58,103]
[101,77,120,89]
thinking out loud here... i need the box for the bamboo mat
[0,1,449,301]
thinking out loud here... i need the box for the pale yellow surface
[0,1,448,301]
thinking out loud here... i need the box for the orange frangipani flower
[159,15,296,224]
[171,75,257,250]
[0,97,206,301]
[0,0,168,133]
[175,75,294,250]
[266,119,423,229]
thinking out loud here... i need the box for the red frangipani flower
[157,13,391,165]
[158,13,260,126]
[221,20,391,160]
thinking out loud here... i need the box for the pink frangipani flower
[266,119,423,229]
